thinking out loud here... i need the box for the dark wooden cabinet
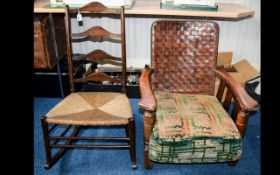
[34,14,66,69]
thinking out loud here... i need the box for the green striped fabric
[149,91,242,163]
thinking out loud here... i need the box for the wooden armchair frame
[138,65,258,169]
[138,20,259,169]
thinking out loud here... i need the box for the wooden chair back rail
[216,79,226,101]
[73,49,122,62]
[71,26,121,41]
[223,88,233,110]
[65,5,75,93]
[74,72,122,83]
[232,100,241,120]
[120,6,127,93]
[69,2,120,14]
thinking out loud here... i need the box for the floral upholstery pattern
[149,91,242,163]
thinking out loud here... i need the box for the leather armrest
[214,68,259,111]
[138,66,157,111]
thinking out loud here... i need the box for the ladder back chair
[41,2,136,169]
[138,20,259,169]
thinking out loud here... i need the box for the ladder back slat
[73,50,122,62]
[71,26,121,41]
[79,72,122,83]
[65,3,126,93]
[69,2,120,14]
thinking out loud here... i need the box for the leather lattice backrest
[151,20,219,95]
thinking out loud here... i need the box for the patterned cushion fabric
[46,92,132,125]
[149,91,242,163]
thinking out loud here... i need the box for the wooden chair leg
[41,116,80,169]
[144,146,153,169]
[143,111,155,169]
[48,126,80,169]
[128,118,137,169]
[228,160,239,166]
[41,116,53,169]
[236,110,249,137]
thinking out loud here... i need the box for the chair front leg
[127,118,137,169]
[41,116,80,169]
[236,109,250,137]
[143,110,156,169]
[41,116,52,169]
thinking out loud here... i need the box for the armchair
[138,20,259,169]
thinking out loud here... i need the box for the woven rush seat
[149,91,242,163]
[46,92,132,125]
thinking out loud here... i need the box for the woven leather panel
[46,92,132,125]
[151,20,219,95]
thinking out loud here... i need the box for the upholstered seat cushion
[149,91,242,163]
[46,92,132,125]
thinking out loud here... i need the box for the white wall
[216,0,260,71]
[215,0,260,94]
[71,0,260,72]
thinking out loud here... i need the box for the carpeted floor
[34,98,260,175]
